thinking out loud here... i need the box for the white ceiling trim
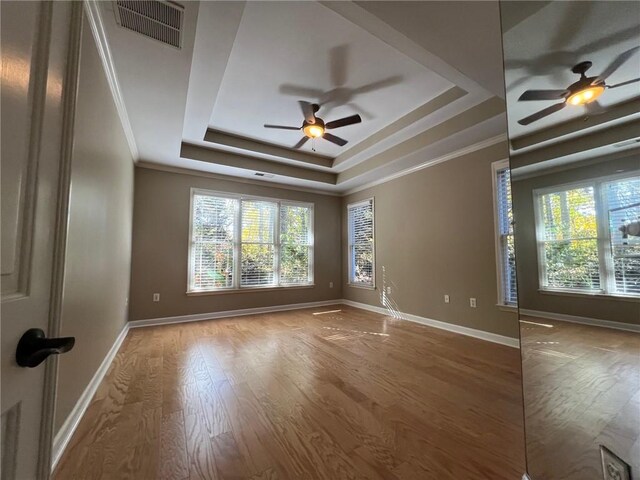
[182,1,245,142]
[83,0,138,161]
[136,161,342,197]
[342,134,507,195]
[332,86,468,171]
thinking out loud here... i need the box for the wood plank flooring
[53,305,525,479]
[520,316,640,480]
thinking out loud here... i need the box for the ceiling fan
[517,47,640,126]
[264,101,361,149]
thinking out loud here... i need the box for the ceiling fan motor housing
[303,117,325,138]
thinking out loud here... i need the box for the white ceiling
[96,1,507,193]
[502,0,640,139]
[209,1,452,157]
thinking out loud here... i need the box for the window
[534,172,640,297]
[347,198,375,287]
[189,189,313,292]
[493,161,518,305]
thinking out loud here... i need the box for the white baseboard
[51,323,130,471]
[342,299,520,348]
[128,299,344,328]
[519,308,640,333]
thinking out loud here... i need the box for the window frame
[347,198,376,289]
[533,170,640,299]
[491,159,518,308]
[187,188,314,294]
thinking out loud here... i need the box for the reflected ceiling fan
[264,101,361,149]
[517,47,640,126]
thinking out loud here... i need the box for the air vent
[114,1,183,49]
[613,138,640,148]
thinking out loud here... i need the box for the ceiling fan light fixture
[304,124,325,138]
[566,85,605,106]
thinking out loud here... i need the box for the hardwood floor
[53,305,525,479]
[520,316,640,480]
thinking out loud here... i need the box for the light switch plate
[600,445,631,480]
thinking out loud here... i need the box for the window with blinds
[280,204,313,285]
[189,190,313,292]
[190,194,237,291]
[605,176,640,295]
[534,172,640,297]
[494,165,518,305]
[241,200,276,286]
[348,199,375,287]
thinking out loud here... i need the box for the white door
[1,2,80,478]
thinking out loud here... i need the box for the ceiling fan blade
[299,101,316,124]
[353,75,403,95]
[323,132,348,147]
[279,84,324,98]
[607,77,640,89]
[325,114,362,129]
[292,136,309,149]
[518,89,568,101]
[517,102,566,126]
[330,44,348,87]
[598,46,640,82]
[264,124,300,130]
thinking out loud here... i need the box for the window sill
[347,283,376,291]
[496,303,518,313]
[538,288,640,303]
[187,284,315,296]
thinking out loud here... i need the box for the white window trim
[533,170,640,299]
[187,188,314,294]
[491,159,517,307]
[347,197,376,289]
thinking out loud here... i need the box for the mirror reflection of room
[500,1,640,479]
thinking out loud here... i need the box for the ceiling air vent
[114,1,184,49]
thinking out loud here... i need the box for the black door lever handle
[16,328,75,368]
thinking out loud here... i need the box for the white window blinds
[190,194,237,291]
[538,186,600,291]
[348,199,375,287]
[535,172,640,298]
[189,190,313,292]
[605,176,640,295]
[280,204,313,285]
[241,200,277,287]
[495,167,518,305]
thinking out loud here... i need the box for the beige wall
[55,19,134,433]
[342,142,519,338]
[512,154,640,324]
[129,168,342,321]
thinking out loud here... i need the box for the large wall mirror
[500,2,640,479]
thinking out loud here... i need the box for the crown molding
[342,134,507,195]
[83,0,138,161]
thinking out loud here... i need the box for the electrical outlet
[470,298,477,308]
[153,293,160,302]
[444,295,450,304]
[386,286,392,295]
[329,282,333,288]
[600,446,631,480]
